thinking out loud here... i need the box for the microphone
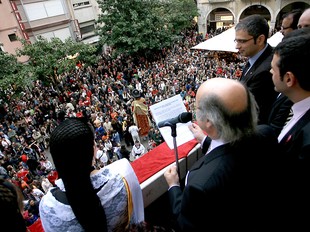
[158,112,192,128]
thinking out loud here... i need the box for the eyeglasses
[234,37,254,44]
[281,26,291,30]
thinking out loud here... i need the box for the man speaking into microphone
[163,78,279,231]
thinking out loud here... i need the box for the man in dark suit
[268,9,303,136]
[270,28,310,230]
[235,14,278,124]
[267,93,293,136]
[164,78,279,231]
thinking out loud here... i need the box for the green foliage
[0,51,37,100]
[16,36,98,84]
[96,0,198,58]
[0,51,20,77]
[0,52,24,89]
[0,36,98,93]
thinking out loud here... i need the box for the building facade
[0,0,29,62]
[197,0,309,36]
[68,0,100,44]
[0,0,99,62]
[1,0,309,62]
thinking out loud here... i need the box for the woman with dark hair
[39,117,144,231]
[0,177,27,232]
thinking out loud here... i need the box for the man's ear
[285,71,296,87]
[257,34,266,45]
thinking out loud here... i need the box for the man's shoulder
[256,45,273,63]
[261,44,274,61]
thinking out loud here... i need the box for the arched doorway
[240,5,271,22]
[206,8,234,34]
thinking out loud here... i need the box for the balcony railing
[134,143,202,208]
[22,15,70,31]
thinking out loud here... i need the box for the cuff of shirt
[168,184,180,191]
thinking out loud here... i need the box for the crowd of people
[0,7,309,231]
[0,24,247,230]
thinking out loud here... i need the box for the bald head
[195,78,257,142]
[197,78,248,113]
[298,8,310,29]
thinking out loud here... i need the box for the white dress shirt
[278,96,310,142]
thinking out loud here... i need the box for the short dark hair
[274,28,310,91]
[235,14,269,43]
[282,9,303,30]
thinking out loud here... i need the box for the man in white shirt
[128,123,140,143]
[131,140,145,159]
[95,144,108,167]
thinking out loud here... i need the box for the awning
[191,27,283,52]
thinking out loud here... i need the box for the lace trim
[40,167,129,232]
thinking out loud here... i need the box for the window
[80,25,95,34]
[8,34,18,42]
[73,1,90,8]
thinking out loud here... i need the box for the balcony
[137,142,202,208]
[22,15,70,32]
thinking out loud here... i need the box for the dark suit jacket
[268,93,293,136]
[279,108,310,158]
[276,109,310,230]
[167,125,280,231]
[240,44,278,124]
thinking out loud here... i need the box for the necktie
[241,62,250,80]
[284,108,293,126]
[243,61,251,75]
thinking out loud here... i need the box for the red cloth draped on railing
[131,139,198,184]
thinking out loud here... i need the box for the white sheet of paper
[150,94,194,149]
